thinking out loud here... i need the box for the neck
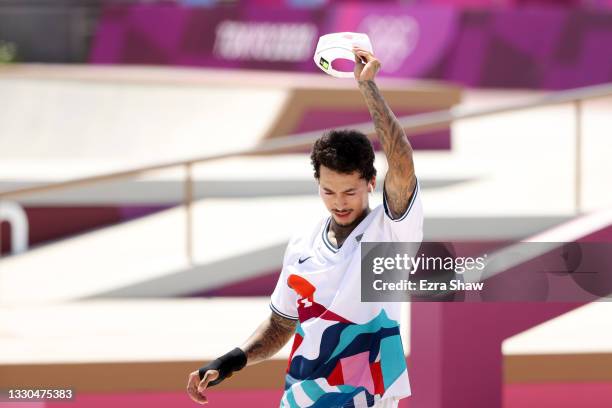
[329,207,371,247]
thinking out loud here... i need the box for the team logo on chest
[287,274,352,324]
[287,274,315,308]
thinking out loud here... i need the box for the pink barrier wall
[91,4,612,89]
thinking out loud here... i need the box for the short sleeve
[382,179,424,242]
[269,244,299,320]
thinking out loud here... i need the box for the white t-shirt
[270,182,423,408]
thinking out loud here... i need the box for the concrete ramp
[0,65,288,165]
[0,195,326,306]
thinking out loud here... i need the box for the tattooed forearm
[358,80,416,217]
[241,312,297,366]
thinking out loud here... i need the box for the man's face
[318,165,375,226]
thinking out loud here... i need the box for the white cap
[313,32,373,78]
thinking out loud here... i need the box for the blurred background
[1,0,611,407]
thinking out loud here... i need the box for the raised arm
[187,312,296,404]
[354,47,417,218]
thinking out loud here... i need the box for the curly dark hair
[310,129,376,181]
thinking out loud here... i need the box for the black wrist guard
[198,347,247,387]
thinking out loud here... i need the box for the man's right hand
[186,369,221,405]
[353,46,381,82]
[185,314,294,404]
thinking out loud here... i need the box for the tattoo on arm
[241,312,297,366]
[358,80,416,218]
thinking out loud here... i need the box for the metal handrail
[1,82,611,262]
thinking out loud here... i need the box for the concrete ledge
[0,360,287,392]
[2,354,611,393]
[504,353,612,383]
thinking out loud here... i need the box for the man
[187,46,422,408]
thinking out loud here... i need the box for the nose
[335,196,348,210]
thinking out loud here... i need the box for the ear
[368,177,376,192]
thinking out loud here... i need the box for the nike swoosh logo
[298,256,312,264]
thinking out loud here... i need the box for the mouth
[333,210,352,220]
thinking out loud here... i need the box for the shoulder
[365,183,423,242]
